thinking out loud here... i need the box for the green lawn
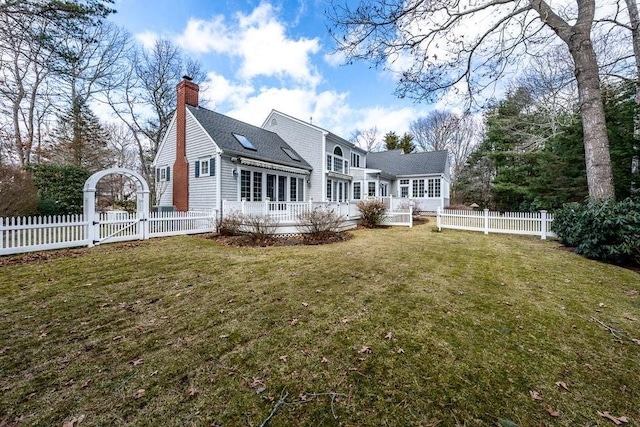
[1,224,638,426]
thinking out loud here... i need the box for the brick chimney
[173,76,199,211]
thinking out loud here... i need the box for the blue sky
[109,0,436,140]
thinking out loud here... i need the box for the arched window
[327,146,348,174]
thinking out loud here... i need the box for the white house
[153,77,450,215]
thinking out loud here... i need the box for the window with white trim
[156,166,170,182]
[368,181,376,197]
[427,178,441,198]
[290,177,305,201]
[195,158,215,177]
[400,179,409,198]
[412,179,425,197]
[353,182,361,199]
[326,146,347,174]
[351,152,361,168]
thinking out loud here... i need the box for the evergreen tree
[47,98,114,172]
[384,131,416,154]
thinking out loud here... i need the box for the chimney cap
[182,75,193,81]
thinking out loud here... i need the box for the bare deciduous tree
[327,0,620,199]
[410,110,481,184]
[108,38,205,205]
[350,126,381,152]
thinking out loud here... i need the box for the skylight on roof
[233,133,257,151]
[281,147,300,161]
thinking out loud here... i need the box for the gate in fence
[83,168,150,246]
[1,168,217,256]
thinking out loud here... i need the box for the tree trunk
[531,0,615,199]
[625,0,640,194]
[568,36,616,199]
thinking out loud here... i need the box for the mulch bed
[203,231,353,247]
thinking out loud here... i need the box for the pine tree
[47,98,114,172]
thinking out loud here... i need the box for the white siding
[155,118,177,207]
[220,156,238,202]
[263,112,324,201]
[186,111,218,211]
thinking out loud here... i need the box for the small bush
[357,199,387,228]
[244,214,279,241]
[552,198,640,265]
[296,208,344,238]
[217,212,243,236]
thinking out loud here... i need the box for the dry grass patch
[0,224,638,426]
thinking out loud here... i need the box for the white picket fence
[1,210,217,256]
[436,208,555,240]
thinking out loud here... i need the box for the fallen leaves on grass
[186,385,199,397]
[279,355,288,362]
[302,302,309,307]
[545,405,560,417]
[529,390,543,401]
[597,411,629,425]
[130,358,143,366]
[397,348,405,354]
[384,332,394,340]
[359,345,371,354]
[290,318,299,326]
[555,381,569,391]
[132,389,145,399]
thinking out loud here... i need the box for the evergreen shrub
[552,198,640,265]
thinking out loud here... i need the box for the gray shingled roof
[187,105,312,170]
[366,149,448,176]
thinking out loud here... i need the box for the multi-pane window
[278,176,287,201]
[195,158,215,177]
[400,179,409,198]
[327,179,349,201]
[241,170,251,200]
[353,182,361,199]
[266,174,276,200]
[412,179,425,197]
[368,182,376,197]
[156,166,170,182]
[290,178,304,201]
[253,171,262,201]
[426,178,441,198]
[380,183,388,197]
[326,146,348,173]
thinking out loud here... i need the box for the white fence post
[436,207,441,231]
[540,210,547,240]
[483,209,489,235]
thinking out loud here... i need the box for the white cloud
[323,50,346,68]
[135,31,159,50]
[175,3,321,86]
[199,72,255,111]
